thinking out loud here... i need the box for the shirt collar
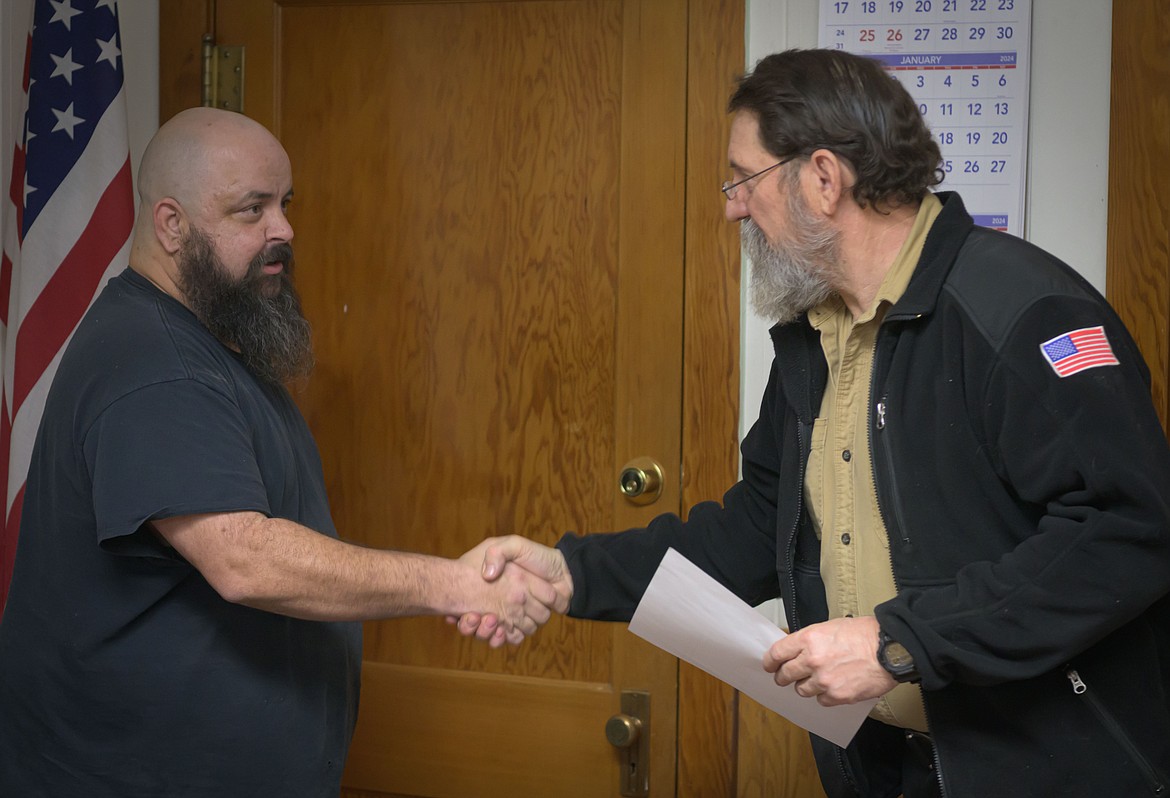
[808,192,944,328]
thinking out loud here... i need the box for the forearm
[154,511,493,622]
[560,490,781,621]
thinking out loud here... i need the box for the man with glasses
[459,48,1170,798]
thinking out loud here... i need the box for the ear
[804,149,854,216]
[153,197,188,256]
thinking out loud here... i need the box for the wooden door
[190,1,683,796]
[158,1,829,796]
[1108,0,1170,437]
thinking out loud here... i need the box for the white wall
[741,0,1112,622]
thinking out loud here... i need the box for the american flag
[0,0,134,607]
[1040,325,1120,379]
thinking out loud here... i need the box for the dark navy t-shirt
[0,269,361,797]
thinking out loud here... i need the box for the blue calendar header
[870,51,1018,68]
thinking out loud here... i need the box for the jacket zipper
[869,331,949,798]
[787,417,809,633]
[872,397,911,544]
[923,704,949,798]
[1065,668,1167,794]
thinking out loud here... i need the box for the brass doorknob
[618,457,663,505]
[605,713,643,749]
[608,690,650,796]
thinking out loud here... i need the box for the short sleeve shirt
[0,269,362,797]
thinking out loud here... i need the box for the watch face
[884,641,914,669]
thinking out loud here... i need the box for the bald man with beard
[0,108,570,798]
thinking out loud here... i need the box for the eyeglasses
[720,156,796,200]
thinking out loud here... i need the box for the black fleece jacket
[558,192,1170,797]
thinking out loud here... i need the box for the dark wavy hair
[728,49,943,210]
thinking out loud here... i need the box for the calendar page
[818,0,1032,236]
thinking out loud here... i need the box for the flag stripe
[1040,326,1119,377]
[0,252,12,328]
[7,297,109,515]
[2,0,133,609]
[22,6,124,234]
[0,481,23,602]
[11,100,130,321]
[0,393,11,541]
[11,157,132,417]
[6,144,22,236]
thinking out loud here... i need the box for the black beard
[177,227,314,385]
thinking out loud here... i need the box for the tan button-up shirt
[804,193,942,732]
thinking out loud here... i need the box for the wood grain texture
[341,663,614,798]
[1107,0,1170,433]
[678,665,738,798]
[215,1,276,132]
[609,4,689,792]
[273,0,626,683]
[677,0,744,795]
[157,0,210,123]
[737,698,827,798]
[211,1,688,795]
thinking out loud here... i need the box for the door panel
[215,1,683,795]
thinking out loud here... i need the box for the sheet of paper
[628,548,877,748]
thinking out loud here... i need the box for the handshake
[449,535,573,648]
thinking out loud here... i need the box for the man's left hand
[763,616,898,706]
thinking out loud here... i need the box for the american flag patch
[1040,326,1119,378]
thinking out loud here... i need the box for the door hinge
[201,34,244,112]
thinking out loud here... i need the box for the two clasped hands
[453,536,897,707]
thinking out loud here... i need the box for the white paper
[628,548,877,748]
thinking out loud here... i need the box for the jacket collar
[764,192,975,424]
[766,190,975,337]
[768,318,824,424]
[886,191,975,321]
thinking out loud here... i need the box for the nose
[268,208,294,243]
[724,194,749,223]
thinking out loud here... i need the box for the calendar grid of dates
[819,0,1032,236]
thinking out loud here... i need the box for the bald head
[131,108,295,308]
[137,107,287,210]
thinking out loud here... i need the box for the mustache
[249,243,295,276]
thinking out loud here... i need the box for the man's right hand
[449,536,573,647]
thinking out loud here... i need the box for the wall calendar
[818,0,1032,237]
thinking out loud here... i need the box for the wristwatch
[877,629,921,683]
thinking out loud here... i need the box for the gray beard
[743,196,842,325]
[177,227,314,385]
